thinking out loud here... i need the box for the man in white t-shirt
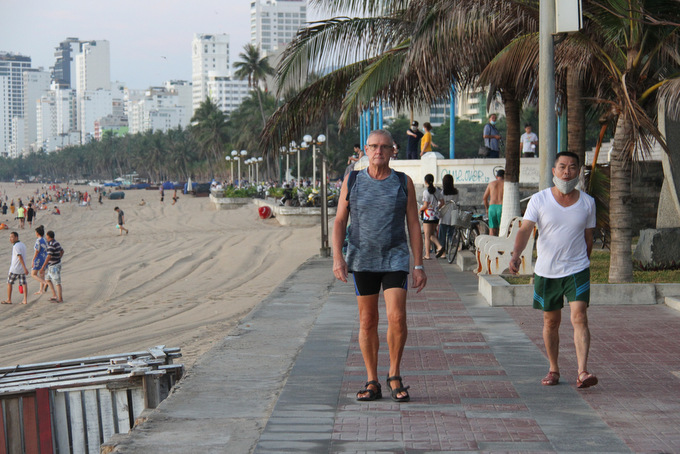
[520,124,538,157]
[509,152,598,389]
[3,231,29,305]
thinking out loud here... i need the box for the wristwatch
[414,265,424,270]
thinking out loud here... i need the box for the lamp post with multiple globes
[225,155,233,184]
[303,134,326,188]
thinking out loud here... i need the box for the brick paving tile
[507,305,680,453]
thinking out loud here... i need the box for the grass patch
[501,250,680,284]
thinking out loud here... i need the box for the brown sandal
[576,371,598,388]
[541,371,560,386]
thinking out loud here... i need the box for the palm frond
[659,77,680,119]
[310,0,410,17]
[276,16,412,95]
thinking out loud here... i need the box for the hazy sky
[1,0,308,90]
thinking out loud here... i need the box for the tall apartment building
[250,0,307,55]
[22,68,51,153]
[206,75,252,117]
[0,52,32,157]
[129,84,192,134]
[74,40,111,142]
[192,34,230,113]
[52,37,81,88]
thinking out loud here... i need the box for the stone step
[666,296,680,312]
[456,250,477,271]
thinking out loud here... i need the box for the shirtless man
[483,169,505,236]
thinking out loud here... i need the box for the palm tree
[233,44,275,127]
[565,0,680,282]
[191,97,230,176]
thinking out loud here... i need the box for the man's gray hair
[367,129,394,143]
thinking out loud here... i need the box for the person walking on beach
[114,207,128,235]
[483,114,502,158]
[333,129,426,403]
[483,169,505,236]
[26,203,35,228]
[41,230,64,303]
[3,232,29,305]
[31,225,48,295]
[17,204,25,229]
[405,121,423,160]
[509,151,598,389]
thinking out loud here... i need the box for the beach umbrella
[187,178,193,192]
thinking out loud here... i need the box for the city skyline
[0,0,282,89]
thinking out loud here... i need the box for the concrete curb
[478,274,680,306]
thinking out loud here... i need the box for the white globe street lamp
[225,156,233,184]
[239,150,248,187]
[303,134,327,188]
[256,157,263,185]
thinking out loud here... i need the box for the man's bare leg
[357,294,380,398]
[55,283,63,302]
[570,301,591,373]
[543,309,562,373]
[384,288,408,399]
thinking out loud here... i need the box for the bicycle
[439,203,489,264]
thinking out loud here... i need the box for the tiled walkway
[257,258,678,453]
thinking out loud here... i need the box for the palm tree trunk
[566,68,586,166]
[608,115,634,282]
[499,93,521,236]
[256,89,267,128]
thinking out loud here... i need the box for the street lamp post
[231,150,239,186]
[240,150,248,187]
[303,134,327,188]
[256,157,263,185]
[225,156,233,184]
[280,146,288,183]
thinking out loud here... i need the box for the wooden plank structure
[0,346,183,453]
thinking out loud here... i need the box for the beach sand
[0,183,320,370]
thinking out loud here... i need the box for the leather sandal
[356,380,382,401]
[386,375,410,402]
[576,371,598,388]
[541,371,560,386]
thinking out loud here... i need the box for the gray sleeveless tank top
[346,169,410,273]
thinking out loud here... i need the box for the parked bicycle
[440,203,489,264]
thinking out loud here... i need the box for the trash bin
[258,206,273,219]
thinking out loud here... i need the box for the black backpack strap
[345,170,359,210]
[396,171,408,197]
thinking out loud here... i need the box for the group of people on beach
[3,226,64,305]
[333,129,597,403]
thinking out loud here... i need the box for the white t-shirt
[523,188,596,278]
[9,241,27,275]
[520,132,538,153]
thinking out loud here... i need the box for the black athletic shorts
[352,271,408,296]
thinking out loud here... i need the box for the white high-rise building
[75,40,111,140]
[192,34,230,113]
[206,75,252,116]
[250,0,307,55]
[129,85,191,134]
[75,40,111,93]
[165,80,193,126]
[0,52,32,157]
[22,68,50,154]
[80,89,113,144]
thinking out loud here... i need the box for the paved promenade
[111,256,680,453]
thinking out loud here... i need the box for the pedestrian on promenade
[31,225,48,295]
[114,207,128,235]
[420,122,437,157]
[483,169,505,236]
[509,151,598,388]
[438,174,459,247]
[483,114,502,158]
[26,203,35,228]
[42,230,64,303]
[419,174,445,259]
[2,231,29,305]
[405,121,423,160]
[333,129,426,403]
[520,123,538,157]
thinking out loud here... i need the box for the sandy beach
[0,183,320,370]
